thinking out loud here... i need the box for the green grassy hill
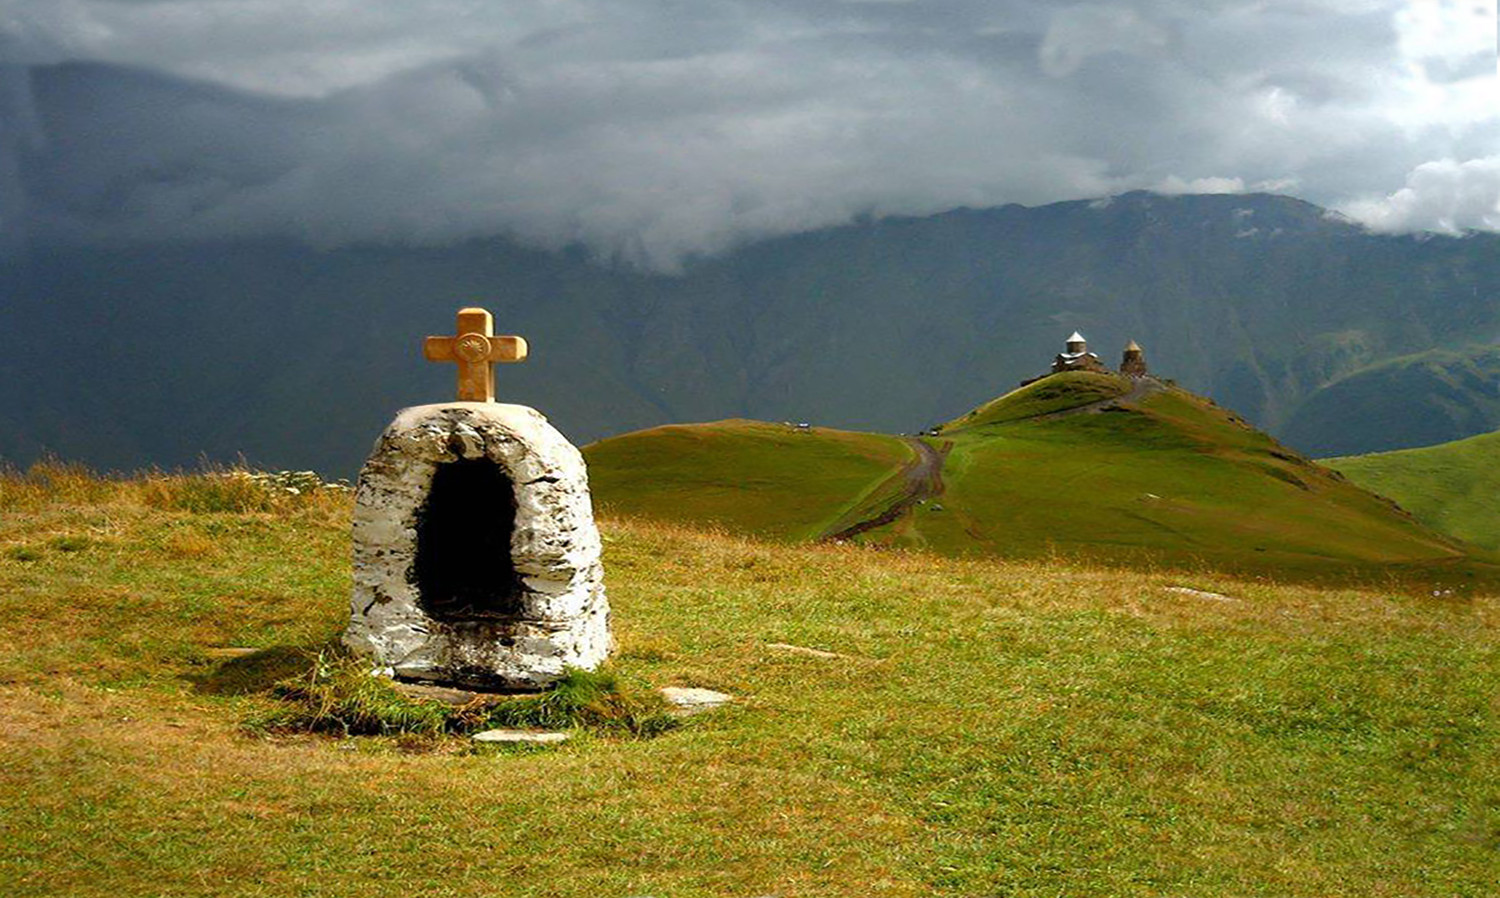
[946,371,1132,427]
[1326,429,1500,550]
[2,467,1498,896]
[586,420,916,541]
[586,373,1496,586]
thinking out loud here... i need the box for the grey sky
[2,0,1495,267]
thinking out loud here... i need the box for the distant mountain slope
[1326,429,1500,550]
[585,374,1494,585]
[1283,346,1500,457]
[7,68,1500,476]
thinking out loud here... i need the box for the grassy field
[1328,430,1500,551]
[2,464,1499,896]
[586,374,1498,588]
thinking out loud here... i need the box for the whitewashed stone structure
[344,402,609,690]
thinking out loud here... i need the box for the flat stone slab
[765,642,844,660]
[1164,586,1237,602]
[660,686,733,715]
[471,729,570,744]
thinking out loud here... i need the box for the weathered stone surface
[660,686,733,715]
[472,729,571,744]
[344,402,610,690]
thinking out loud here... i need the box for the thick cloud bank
[1345,156,1500,234]
[2,0,1496,267]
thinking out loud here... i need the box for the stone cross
[423,307,528,402]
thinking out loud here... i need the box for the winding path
[819,437,949,542]
[1030,375,1162,422]
[817,377,1161,543]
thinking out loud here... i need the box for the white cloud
[1155,175,1246,195]
[1252,177,1301,193]
[1394,0,1493,66]
[1341,156,1500,233]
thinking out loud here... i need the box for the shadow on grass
[185,645,325,696]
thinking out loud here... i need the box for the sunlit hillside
[587,373,1498,588]
[1329,428,1500,550]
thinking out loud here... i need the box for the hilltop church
[1024,332,1149,385]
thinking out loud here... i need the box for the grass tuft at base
[246,651,678,739]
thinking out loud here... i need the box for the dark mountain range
[1286,345,1500,456]
[4,191,1500,476]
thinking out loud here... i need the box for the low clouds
[2,0,1496,267]
[1343,156,1500,234]
[1155,176,1247,195]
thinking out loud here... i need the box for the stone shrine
[343,308,610,690]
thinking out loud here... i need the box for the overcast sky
[1,0,1496,267]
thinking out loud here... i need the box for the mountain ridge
[4,189,1500,476]
[1286,345,1500,456]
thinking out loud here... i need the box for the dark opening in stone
[412,458,524,620]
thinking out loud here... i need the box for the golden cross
[423,307,528,402]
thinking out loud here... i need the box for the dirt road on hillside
[817,378,1159,543]
[819,437,949,542]
[1031,376,1163,422]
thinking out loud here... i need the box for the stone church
[1024,332,1149,384]
[1052,331,1107,374]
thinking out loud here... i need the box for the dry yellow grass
[1,475,1497,896]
